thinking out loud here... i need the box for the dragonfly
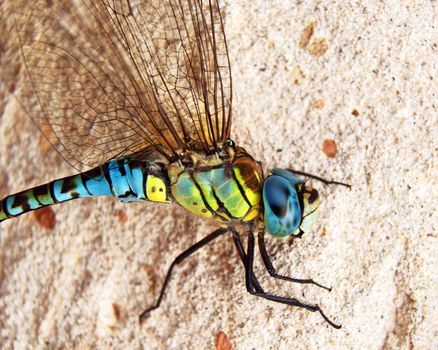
[0,0,349,328]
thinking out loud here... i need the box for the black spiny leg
[288,169,351,188]
[233,229,341,329]
[139,227,228,322]
[231,227,264,293]
[258,230,331,291]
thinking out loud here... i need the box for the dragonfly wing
[10,0,232,170]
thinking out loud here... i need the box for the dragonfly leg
[257,229,332,291]
[139,227,228,323]
[288,169,351,188]
[231,227,264,293]
[234,229,341,329]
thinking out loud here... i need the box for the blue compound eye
[262,175,301,237]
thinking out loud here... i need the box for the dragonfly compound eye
[262,175,302,237]
[225,138,236,150]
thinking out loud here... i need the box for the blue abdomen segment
[0,159,170,223]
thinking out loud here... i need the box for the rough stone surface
[0,1,437,349]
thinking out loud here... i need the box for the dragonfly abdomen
[0,159,171,223]
[0,168,108,222]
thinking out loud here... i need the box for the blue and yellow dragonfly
[0,0,349,328]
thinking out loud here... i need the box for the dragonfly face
[262,169,320,237]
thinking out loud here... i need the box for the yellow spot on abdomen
[146,175,169,203]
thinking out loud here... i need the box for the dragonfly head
[262,169,320,238]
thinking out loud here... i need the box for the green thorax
[168,146,263,224]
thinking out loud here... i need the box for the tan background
[0,0,437,349]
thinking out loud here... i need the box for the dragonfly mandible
[0,0,350,328]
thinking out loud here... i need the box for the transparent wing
[11,0,232,170]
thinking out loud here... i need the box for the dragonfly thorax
[168,146,263,224]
